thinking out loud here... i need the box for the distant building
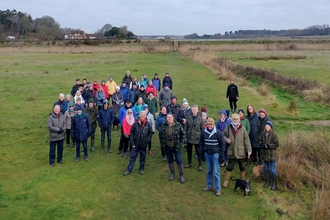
[64,31,96,40]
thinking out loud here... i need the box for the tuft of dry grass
[288,98,298,111]
[312,186,330,220]
[301,88,327,102]
[27,93,37,101]
[258,83,270,96]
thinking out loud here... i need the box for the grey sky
[2,0,329,35]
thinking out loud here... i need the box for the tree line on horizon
[0,9,135,40]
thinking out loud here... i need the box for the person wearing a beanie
[98,100,115,154]
[112,86,124,114]
[178,98,192,127]
[145,91,158,119]
[135,84,147,103]
[166,96,181,121]
[222,113,251,188]
[216,110,231,167]
[84,98,98,151]
[246,105,260,165]
[162,72,173,90]
[259,121,279,191]
[201,112,208,128]
[120,81,129,102]
[152,73,161,92]
[257,108,272,142]
[159,83,173,107]
[226,79,239,113]
[201,106,207,113]
[106,76,117,103]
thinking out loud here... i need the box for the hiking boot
[108,141,112,153]
[75,157,80,162]
[123,171,131,176]
[223,171,232,188]
[117,150,122,154]
[168,164,175,181]
[50,163,54,167]
[91,139,95,151]
[264,172,270,188]
[58,161,63,164]
[202,187,213,191]
[139,170,145,175]
[198,165,203,171]
[84,157,88,161]
[184,164,192,168]
[178,165,185,184]
[162,156,166,162]
[123,152,127,159]
[101,141,105,154]
[216,191,221,197]
[271,174,277,191]
[220,162,225,167]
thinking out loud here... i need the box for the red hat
[201,106,207,113]
[258,108,266,115]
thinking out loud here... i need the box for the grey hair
[54,105,60,110]
[139,111,147,117]
[66,94,71,98]
[191,105,198,109]
[59,93,65,98]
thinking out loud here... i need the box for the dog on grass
[112,116,120,131]
[252,165,264,182]
[231,177,250,197]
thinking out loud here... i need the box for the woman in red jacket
[145,80,157,97]
[122,108,136,159]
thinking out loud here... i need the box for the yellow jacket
[106,80,117,95]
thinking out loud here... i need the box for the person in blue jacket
[152,73,161,92]
[97,99,115,154]
[120,81,129,101]
[71,105,91,162]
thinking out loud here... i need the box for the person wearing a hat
[146,80,157,97]
[145,91,158,119]
[201,106,207,114]
[144,105,155,155]
[123,111,153,176]
[71,78,81,96]
[122,70,133,86]
[48,105,66,167]
[162,72,173,90]
[200,118,225,197]
[216,110,231,166]
[259,121,279,191]
[158,113,186,183]
[159,83,173,107]
[106,76,117,103]
[112,86,124,114]
[226,79,239,113]
[120,81,129,102]
[166,96,181,121]
[135,84,147,103]
[184,105,204,171]
[71,104,91,162]
[152,73,161,92]
[64,102,75,148]
[257,108,272,141]
[74,97,85,112]
[73,90,85,107]
[222,113,252,188]
[178,98,192,128]
[84,98,98,151]
[100,80,109,100]
[97,100,115,154]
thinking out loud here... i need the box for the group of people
[48,73,279,197]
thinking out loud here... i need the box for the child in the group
[74,97,85,112]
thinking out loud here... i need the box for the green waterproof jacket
[159,121,185,151]
[259,131,279,162]
[84,106,98,130]
[240,117,250,134]
[185,114,204,144]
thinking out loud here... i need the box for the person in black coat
[162,72,173,90]
[123,111,153,176]
[71,78,80,97]
[166,96,181,121]
[226,79,239,113]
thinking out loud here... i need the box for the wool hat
[182,98,188,105]
[109,76,113,79]
[202,112,208,118]
[232,113,240,120]
[101,79,105,83]
[75,105,83,111]
[116,86,120,90]
[259,108,267,115]
[219,110,227,117]
[88,98,94,104]
[132,82,137,86]
[125,99,132,103]
[147,91,154,95]
[265,121,273,128]
[122,81,127,84]
[201,106,207,113]
[164,83,169,87]
[103,99,109,104]
[140,85,145,88]
[238,109,244,114]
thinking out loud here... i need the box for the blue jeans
[264,161,276,175]
[101,127,111,142]
[165,146,182,165]
[127,148,146,172]
[205,152,221,191]
[76,140,88,158]
[49,139,64,164]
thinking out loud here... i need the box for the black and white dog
[231,177,250,197]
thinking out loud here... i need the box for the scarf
[204,126,217,138]
[126,114,135,125]
[240,115,245,120]
[138,119,146,129]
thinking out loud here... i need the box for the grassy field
[0,49,325,219]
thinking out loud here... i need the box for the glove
[58,128,64,134]
[124,134,129,138]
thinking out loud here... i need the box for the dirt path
[305,120,330,126]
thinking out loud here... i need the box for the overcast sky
[2,0,329,35]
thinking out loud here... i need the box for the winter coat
[96,91,106,107]
[134,103,146,119]
[120,86,129,101]
[257,115,272,140]
[139,81,147,89]
[156,113,167,131]
[159,121,185,151]
[162,76,173,90]
[144,97,158,119]
[146,85,157,97]
[112,91,124,114]
[73,95,85,106]
[240,117,250,134]
[226,84,239,98]
[247,113,259,148]
[128,89,138,104]
[185,114,204,144]
[101,84,109,99]
[135,90,147,103]
[166,103,181,120]
[106,80,117,96]
[130,120,153,149]
[129,81,140,89]
[159,88,173,107]
[259,131,279,162]
[71,84,79,96]
[64,110,74,129]
[152,78,161,91]
[98,108,115,129]
[84,106,98,130]
[178,107,192,126]
[93,84,99,97]
[48,112,66,141]
[200,127,225,159]
[216,118,231,134]
[53,100,68,115]
[71,112,91,141]
[223,123,252,159]
[84,89,95,104]
[122,75,133,85]
[118,106,137,126]
[146,112,155,132]
[122,116,135,135]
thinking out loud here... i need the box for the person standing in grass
[259,121,279,191]
[65,94,72,111]
[64,104,75,148]
[123,111,153,176]
[48,105,66,167]
[144,91,158,119]
[146,80,157,97]
[84,98,98,151]
[184,105,204,171]
[98,100,115,154]
[178,98,192,128]
[159,83,173,108]
[246,105,260,165]
[96,85,106,111]
[162,72,173,90]
[121,109,136,159]
[134,97,146,119]
[200,118,225,197]
[222,114,251,188]
[226,79,239,113]
[144,105,155,155]
[129,77,140,89]
[216,110,231,167]
[53,93,67,115]
[100,80,109,101]
[257,108,272,163]
[106,76,117,103]
[71,105,91,162]
[73,90,85,106]
[112,86,124,114]
[135,84,147,103]
[156,106,168,162]
[166,96,181,121]
[159,113,186,183]
[238,109,251,166]
[122,70,133,86]
[152,73,161,94]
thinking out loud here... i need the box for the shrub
[288,98,298,111]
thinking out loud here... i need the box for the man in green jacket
[84,98,98,151]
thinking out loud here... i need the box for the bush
[288,98,298,111]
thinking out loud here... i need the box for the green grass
[0,51,316,219]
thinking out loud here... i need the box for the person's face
[239,112,244,117]
[70,106,74,111]
[102,82,105,85]
[126,102,131,107]
[59,96,64,101]
[202,115,207,121]
[148,93,154,98]
[137,98,143,104]
[140,87,144,91]
[145,108,149,113]
[166,74,169,77]
[77,110,82,115]
[54,106,60,114]
[247,106,253,113]
[154,75,158,79]
[171,98,177,104]
[232,118,240,124]
[122,83,126,87]
[192,107,198,116]
[89,86,93,90]
[133,85,137,89]
[166,114,174,124]
[220,114,225,120]
[77,100,81,105]
[139,114,146,121]
[83,80,87,84]
[149,81,152,85]
[265,124,271,131]
[104,103,108,109]
[99,86,103,91]
[161,107,167,114]
[76,80,80,85]
[89,103,94,108]
[109,78,113,82]
[126,71,130,76]
[116,88,120,92]
[259,112,265,118]
[207,122,214,129]
[230,80,234,84]
[127,111,133,116]
[66,96,70,101]
[183,103,188,109]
